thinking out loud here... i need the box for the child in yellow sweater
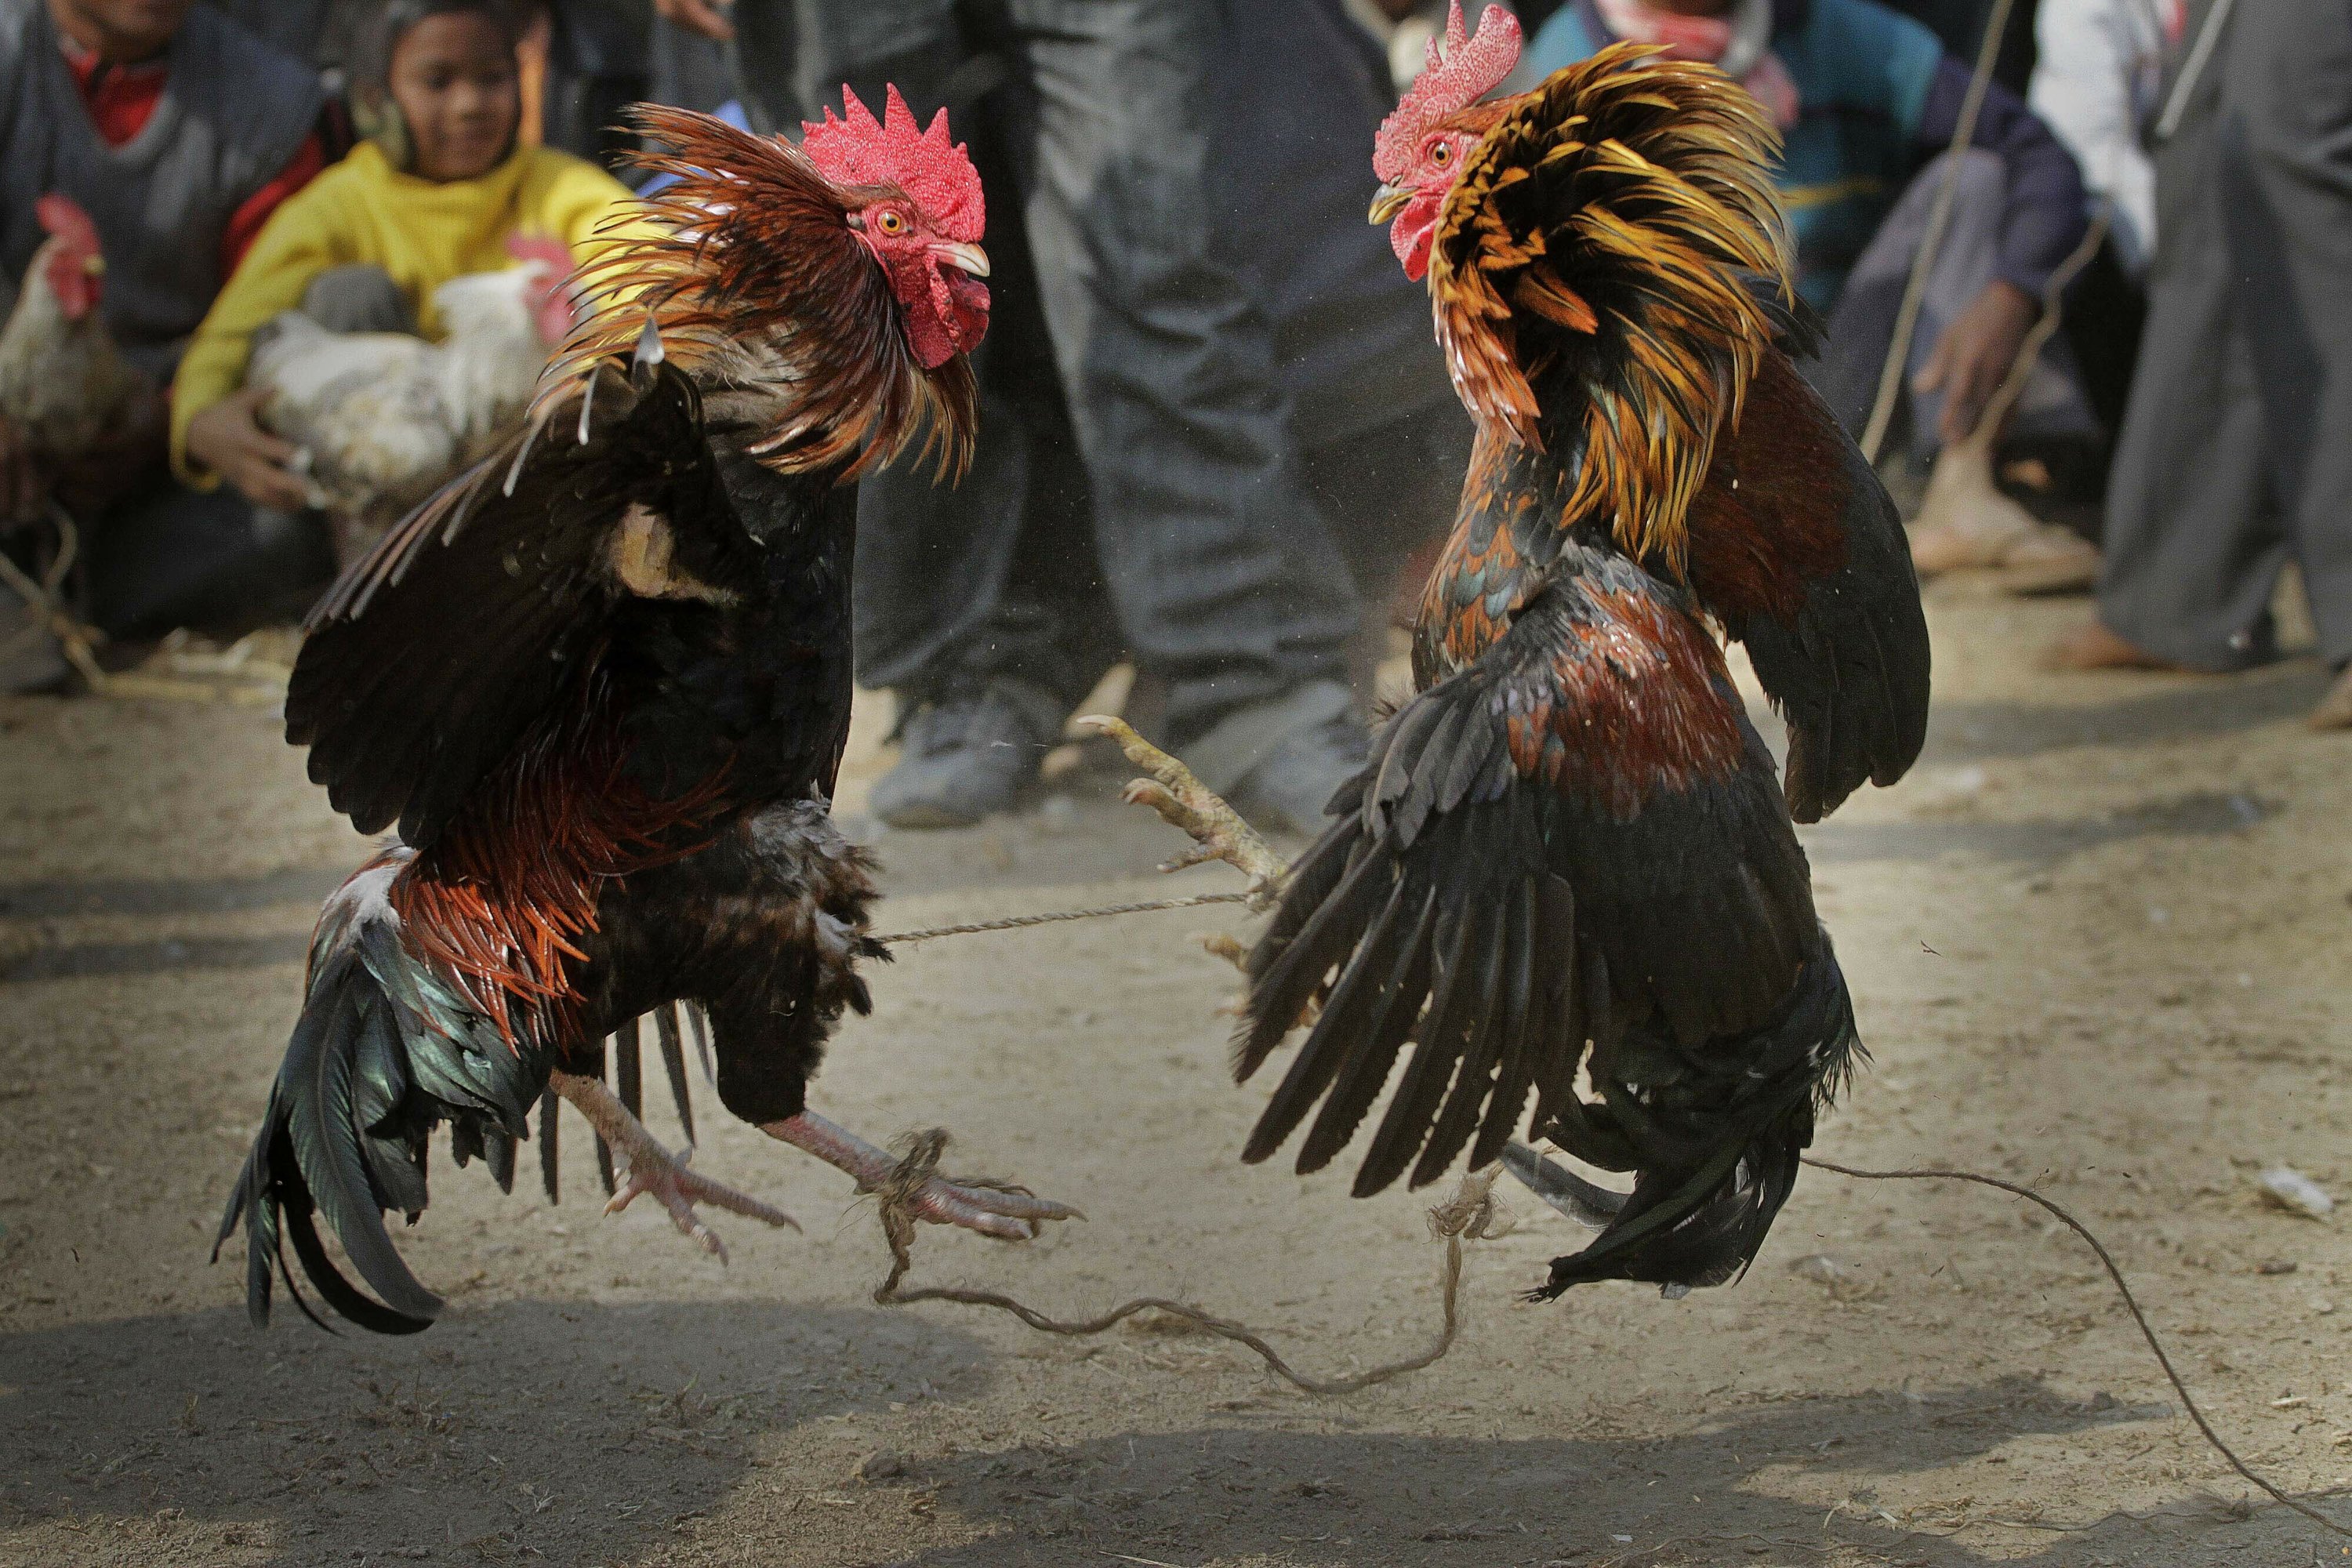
[177,0,635,509]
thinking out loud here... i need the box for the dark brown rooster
[1125,13,1929,1300]
[218,89,1073,1335]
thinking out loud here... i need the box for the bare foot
[764,1110,1082,1240]
[1990,524,2100,595]
[2310,665,2352,731]
[550,1071,798,1261]
[2041,622,2178,673]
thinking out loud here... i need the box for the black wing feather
[1699,352,1931,823]
[1238,557,1852,1293]
[285,359,755,850]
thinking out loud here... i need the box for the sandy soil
[4,581,2352,1568]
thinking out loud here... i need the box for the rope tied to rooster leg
[871,891,1255,947]
[869,1131,1508,1396]
[1805,1156,2352,1540]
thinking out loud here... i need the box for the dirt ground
[4,580,2352,1568]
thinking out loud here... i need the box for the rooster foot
[764,1110,1083,1240]
[549,1070,798,1263]
[1072,714,1287,905]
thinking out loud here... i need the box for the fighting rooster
[1116,13,1928,1300]
[218,88,1072,1335]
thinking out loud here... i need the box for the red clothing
[58,34,323,276]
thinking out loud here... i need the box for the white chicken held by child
[250,234,577,555]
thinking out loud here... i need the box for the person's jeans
[734,0,1363,751]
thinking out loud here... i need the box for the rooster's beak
[1368,183,1412,224]
[930,241,990,279]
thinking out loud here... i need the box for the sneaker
[869,680,1064,829]
[1234,713,1369,836]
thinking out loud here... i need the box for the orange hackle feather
[387,675,731,1056]
[545,103,977,485]
[1425,44,1794,571]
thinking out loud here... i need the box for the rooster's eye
[875,210,908,235]
[1429,142,1453,166]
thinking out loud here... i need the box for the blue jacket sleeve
[1916,57,2090,299]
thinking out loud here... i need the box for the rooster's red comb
[1372,2,1523,183]
[800,84,984,244]
[35,193,100,256]
[505,231,575,276]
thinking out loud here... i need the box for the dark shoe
[870,681,1064,829]
[1233,713,1369,836]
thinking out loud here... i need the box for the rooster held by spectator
[248,234,578,562]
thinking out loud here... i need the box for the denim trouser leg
[1000,0,1358,741]
[736,0,1361,743]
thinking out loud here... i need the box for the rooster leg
[1072,715,1288,903]
[762,1110,1083,1240]
[549,1070,799,1262]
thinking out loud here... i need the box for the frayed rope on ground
[866,1127,1508,1396]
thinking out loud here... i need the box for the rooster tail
[1530,935,1862,1298]
[214,862,543,1333]
[214,947,441,1334]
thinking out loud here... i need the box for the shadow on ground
[1922,665,2333,764]
[853,1379,2313,1567]
[0,1299,993,1564]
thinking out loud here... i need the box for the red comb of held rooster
[505,232,580,345]
[1373,2,1525,183]
[503,230,575,278]
[34,193,103,319]
[800,84,984,244]
[35,193,99,252]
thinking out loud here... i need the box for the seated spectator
[0,0,325,667]
[176,0,637,542]
[1521,0,2096,506]
[2024,0,2178,463]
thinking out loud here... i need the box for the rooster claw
[551,1069,798,1265]
[891,1172,1083,1241]
[1076,714,1284,904]
[765,1110,1082,1243]
[604,1142,801,1263]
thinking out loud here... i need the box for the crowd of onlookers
[4,0,2347,815]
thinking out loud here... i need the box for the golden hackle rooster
[1123,9,1929,1300]
[219,87,1073,1335]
